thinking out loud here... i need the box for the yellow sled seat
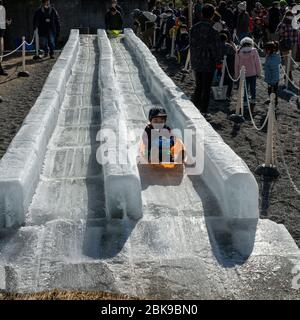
[107,30,122,38]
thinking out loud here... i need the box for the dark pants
[268,83,279,106]
[179,48,189,66]
[192,71,215,114]
[40,31,55,55]
[224,72,234,98]
[244,75,257,105]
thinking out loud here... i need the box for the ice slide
[0,30,299,298]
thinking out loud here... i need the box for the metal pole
[229,66,245,125]
[184,49,190,71]
[33,28,41,60]
[236,66,245,116]
[265,94,276,166]
[153,22,157,49]
[255,93,279,178]
[180,49,191,82]
[285,50,292,88]
[162,22,167,50]
[170,28,176,58]
[22,36,26,72]
[18,36,30,77]
[188,0,193,29]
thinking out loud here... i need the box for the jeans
[192,71,215,114]
[224,72,234,98]
[40,32,55,55]
[244,75,257,105]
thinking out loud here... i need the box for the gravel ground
[155,52,300,248]
[0,54,57,159]
[0,289,138,300]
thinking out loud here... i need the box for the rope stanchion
[285,50,292,88]
[162,22,167,50]
[290,55,300,68]
[18,36,30,77]
[188,0,193,29]
[280,64,300,92]
[255,93,280,178]
[276,124,300,195]
[229,66,246,124]
[180,49,190,82]
[0,41,25,59]
[33,28,41,60]
[152,23,157,50]
[225,60,242,82]
[170,28,176,59]
[245,82,270,131]
[25,33,35,47]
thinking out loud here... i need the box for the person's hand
[216,63,223,75]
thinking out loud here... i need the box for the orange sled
[138,138,186,169]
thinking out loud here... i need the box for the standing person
[252,17,265,46]
[132,9,157,48]
[33,0,60,59]
[194,0,203,24]
[267,1,282,41]
[235,37,262,111]
[280,0,288,15]
[165,9,176,53]
[220,32,236,101]
[217,1,235,33]
[252,2,263,19]
[148,0,156,11]
[111,0,123,16]
[0,0,11,76]
[168,2,178,17]
[190,4,223,118]
[235,1,250,41]
[153,1,163,16]
[264,41,281,106]
[105,7,123,35]
[176,24,189,65]
[213,11,226,33]
[277,10,298,80]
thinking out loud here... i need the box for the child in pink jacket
[235,37,261,109]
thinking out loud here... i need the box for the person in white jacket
[0,0,12,76]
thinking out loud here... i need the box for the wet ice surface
[0,36,299,299]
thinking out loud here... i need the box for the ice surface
[0,31,299,298]
[0,30,80,228]
[97,29,142,220]
[124,29,259,220]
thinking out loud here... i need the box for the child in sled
[139,107,186,167]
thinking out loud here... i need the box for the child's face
[151,117,166,124]
[151,117,166,129]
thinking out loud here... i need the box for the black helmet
[148,107,167,121]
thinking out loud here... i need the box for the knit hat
[240,37,254,47]
[238,1,247,11]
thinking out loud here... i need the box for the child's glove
[216,64,223,77]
